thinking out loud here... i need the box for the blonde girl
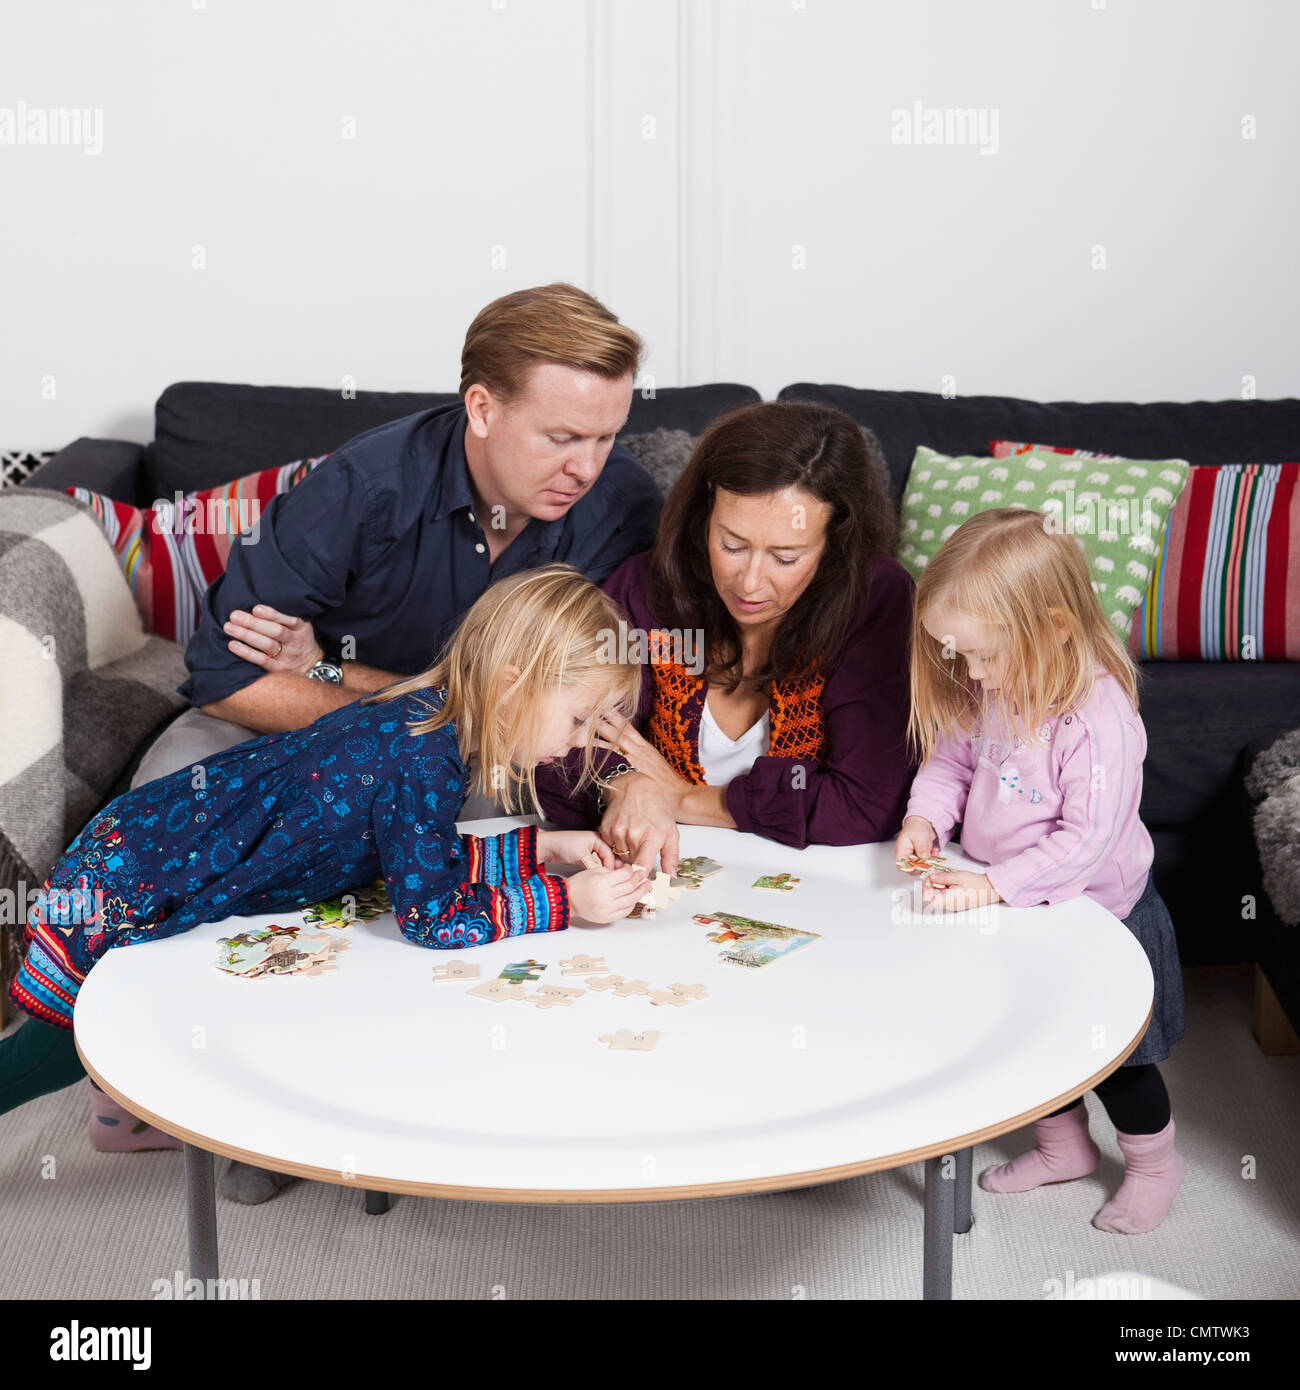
[897,509,1186,1234]
[4,565,646,1115]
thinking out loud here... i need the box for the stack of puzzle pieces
[213,923,349,980]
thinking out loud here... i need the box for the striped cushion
[1131,462,1300,661]
[69,455,329,644]
[992,440,1300,661]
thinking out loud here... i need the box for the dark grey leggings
[1047,1063,1171,1135]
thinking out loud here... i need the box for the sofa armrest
[21,437,145,505]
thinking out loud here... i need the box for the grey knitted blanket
[0,490,188,966]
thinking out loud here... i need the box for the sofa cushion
[148,381,762,500]
[992,440,1300,663]
[897,443,1189,636]
[69,454,329,644]
[1131,462,1300,662]
[777,384,1300,498]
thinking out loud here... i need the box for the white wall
[2,0,1296,451]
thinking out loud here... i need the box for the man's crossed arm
[200,603,402,734]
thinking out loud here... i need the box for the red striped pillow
[69,455,329,644]
[991,440,1300,660]
[1131,462,1300,661]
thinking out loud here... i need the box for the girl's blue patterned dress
[11,686,568,1029]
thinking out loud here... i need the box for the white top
[73,821,1154,1201]
[697,699,770,786]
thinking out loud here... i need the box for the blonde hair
[365,565,641,815]
[907,508,1139,763]
[459,283,643,402]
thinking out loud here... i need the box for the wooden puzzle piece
[294,957,340,980]
[673,856,724,886]
[584,975,625,992]
[649,983,708,1008]
[645,871,680,910]
[896,853,950,876]
[467,979,530,1004]
[598,1029,662,1052]
[560,954,607,976]
[648,981,709,1007]
[752,873,800,893]
[498,959,546,984]
[433,960,481,982]
[628,900,656,920]
[580,852,604,870]
[612,978,652,997]
[528,984,586,1010]
[649,988,689,1007]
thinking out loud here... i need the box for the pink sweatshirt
[904,673,1153,919]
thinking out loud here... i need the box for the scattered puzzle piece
[584,975,625,991]
[433,960,481,982]
[649,982,709,1007]
[301,877,390,927]
[667,981,708,1002]
[752,872,800,894]
[628,900,656,920]
[467,979,530,1004]
[612,978,652,997]
[643,871,680,910]
[649,989,688,1007]
[598,1029,662,1052]
[498,959,546,984]
[528,984,586,1010]
[560,954,608,976]
[673,856,724,888]
[896,853,950,876]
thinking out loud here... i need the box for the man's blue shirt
[179,401,662,706]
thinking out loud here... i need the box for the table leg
[922,1155,954,1300]
[954,1146,974,1235]
[364,1190,391,1215]
[183,1144,218,1293]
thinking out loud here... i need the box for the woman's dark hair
[647,400,899,692]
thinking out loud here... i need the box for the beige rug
[2,965,1297,1300]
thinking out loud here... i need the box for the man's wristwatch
[306,658,344,685]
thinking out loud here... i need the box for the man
[112,283,661,1197]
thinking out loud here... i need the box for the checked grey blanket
[0,489,188,1001]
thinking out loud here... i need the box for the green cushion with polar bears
[897,445,1191,636]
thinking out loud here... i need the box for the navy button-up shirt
[179,402,662,707]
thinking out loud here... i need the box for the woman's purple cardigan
[535,550,917,849]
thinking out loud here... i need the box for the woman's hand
[895,816,939,865]
[224,604,323,675]
[565,864,650,924]
[535,830,618,870]
[599,773,681,879]
[921,870,1003,912]
[595,718,691,804]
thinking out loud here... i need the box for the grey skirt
[1118,871,1186,1067]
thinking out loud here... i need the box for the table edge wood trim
[74,1003,1151,1204]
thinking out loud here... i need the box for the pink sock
[980,1102,1100,1193]
[1092,1117,1185,1233]
[87,1080,182,1152]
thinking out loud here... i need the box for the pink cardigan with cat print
[904,673,1153,919]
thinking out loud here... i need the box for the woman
[535,400,916,872]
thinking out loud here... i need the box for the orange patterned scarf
[647,649,827,785]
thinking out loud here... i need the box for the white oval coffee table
[74,816,1153,1300]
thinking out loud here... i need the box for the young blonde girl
[3,565,647,1115]
[896,509,1186,1234]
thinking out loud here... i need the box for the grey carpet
[2,965,1297,1300]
